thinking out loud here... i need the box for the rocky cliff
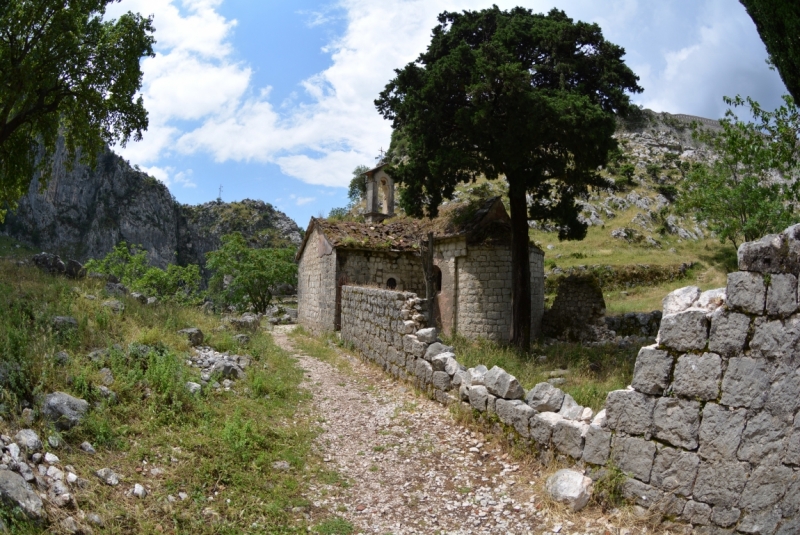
[0,143,302,268]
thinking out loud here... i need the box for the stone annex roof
[296,197,518,260]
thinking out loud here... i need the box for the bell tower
[364,163,394,223]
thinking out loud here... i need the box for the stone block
[631,345,673,395]
[777,517,800,535]
[432,371,451,392]
[582,425,611,465]
[672,353,722,401]
[738,464,793,511]
[766,363,800,419]
[651,447,699,497]
[698,403,747,461]
[452,369,469,388]
[750,316,800,359]
[531,412,562,446]
[779,476,800,518]
[553,420,588,459]
[711,506,741,528]
[737,411,786,462]
[486,394,497,416]
[657,310,709,352]
[604,389,656,436]
[693,460,750,507]
[784,413,800,465]
[738,232,787,273]
[663,286,701,315]
[403,335,427,358]
[483,366,525,400]
[415,327,438,343]
[525,382,565,412]
[430,355,447,372]
[402,320,416,334]
[696,288,727,311]
[545,469,593,512]
[611,435,656,483]
[727,271,766,314]
[459,383,470,402]
[468,385,489,412]
[415,359,433,384]
[683,500,712,526]
[495,398,523,426]
[468,365,488,386]
[621,478,663,508]
[708,310,750,356]
[424,342,453,361]
[737,509,781,535]
[720,357,770,409]
[558,394,584,420]
[767,273,798,316]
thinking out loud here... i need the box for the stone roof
[295,197,530,261]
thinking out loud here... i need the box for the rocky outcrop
[0,142,301,269]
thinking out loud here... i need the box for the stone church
[296,163,545,343]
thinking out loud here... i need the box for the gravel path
[272,327,645,535]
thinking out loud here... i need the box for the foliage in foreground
[676,95,799,248]
[0,260,314,533]
[206,232,298,314]
[740,0,800,104]
[0,0,155,222]
[83,242,202,304]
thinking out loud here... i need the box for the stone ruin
[339,224,800,534]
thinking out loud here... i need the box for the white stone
[545,469,592,511]
[525,382,565,412]
[415,327,438,343]
[726,271,766,314]
[44,452,59,464]
[662,286,701,315]
[133,483,147,499]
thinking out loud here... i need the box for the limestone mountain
[0,143,302,269]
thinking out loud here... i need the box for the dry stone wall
[339,225,800,534]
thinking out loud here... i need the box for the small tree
[347,165,371,204]
[676,95,799,249]
[206,233,297,314]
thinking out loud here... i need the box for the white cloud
[634,0,785,118]
[141,165,197,188]
[289,194,316,206]
[111,0,786,190]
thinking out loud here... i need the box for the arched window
[386,277,397,290]
[433,266,442,293]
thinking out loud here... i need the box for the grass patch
[289,327,351,372]
[448,336,637,411]
[313,517,355,535]
[0,259,314,533]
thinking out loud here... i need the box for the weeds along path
[272,326,642,535]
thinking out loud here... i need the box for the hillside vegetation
[0,244,318,534]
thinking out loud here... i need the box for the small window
[386,277,397,290]
[433,266,442,293]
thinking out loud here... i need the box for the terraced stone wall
[339,226,800,533]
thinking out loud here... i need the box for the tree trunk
[508,176,531,352]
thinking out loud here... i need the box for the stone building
[295,179,545,342]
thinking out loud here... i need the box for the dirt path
[272,327,639,535]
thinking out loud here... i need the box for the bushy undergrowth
[0,260,314,534]
[83,241,202,305]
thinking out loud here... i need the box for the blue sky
[105,0,788,229]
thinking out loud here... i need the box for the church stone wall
[297,227,338,334]
[337,249,424,295]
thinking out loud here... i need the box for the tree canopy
[677,95,799,249]
[740,0,800,104]
[206,233,298,314]
[0,0,155,221]
[375,6,641,349]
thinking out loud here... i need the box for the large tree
[740,0,800,103]
[375,7,641,350]
[0,0,155,221]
